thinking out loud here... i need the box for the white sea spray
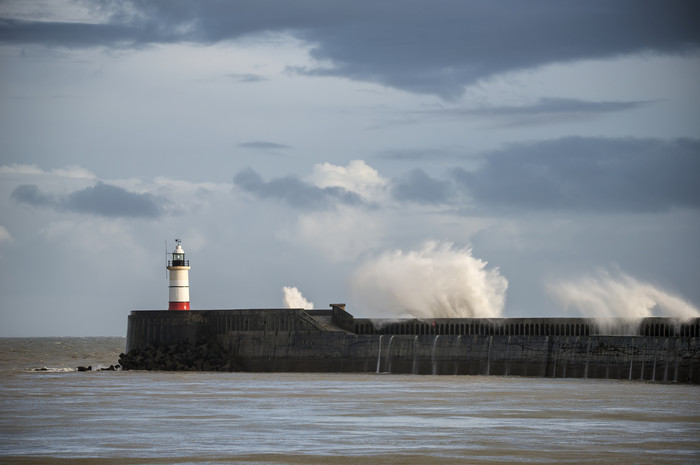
[282,286,314,309]
[351,241,508,318]
[548,268,700,320]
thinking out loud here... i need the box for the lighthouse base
[168,302,190,311]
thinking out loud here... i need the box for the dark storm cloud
[10,182,162,217]
[233,168,362,209]
[66,182,162,217]
[227,73,266,83]
[10,184,56,208]
[238,141,291,150]
[0,18,147,47]
[429,98,652,126]
[453,137,700,212]
[479,98,650,117]
[2,1,698,98]
[391,169,454,205]
[377,147,463,161]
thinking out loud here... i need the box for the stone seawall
[124,309,700,383]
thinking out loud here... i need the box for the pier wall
[125,309,700,383]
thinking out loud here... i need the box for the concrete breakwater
[124,307,700,383]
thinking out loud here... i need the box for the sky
[1,0,699,336]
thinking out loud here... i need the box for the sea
[0,338,698,465]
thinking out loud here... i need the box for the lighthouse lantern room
[167,239,191,311]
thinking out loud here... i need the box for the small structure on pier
[167,239,190,311]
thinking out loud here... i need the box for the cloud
[309,160,388,203]
[0,225,12,243]
[453,137,700,212]
[227,73,266,83]
[0,163,96,179]
[391,169,455,205]
[236,136,700,214]
[548,268,700,320]
[428,98,652,126]
[2,2,698,99]
[233,167,363,209]
[0,18,144,47]
[295,2,700,99]
[376,146,464,161]
[290,206,387,262]
[66,182,162,217]
[10,181,162,218]
[481,98,650,117]
[10,184,56,208]
[238,141,291,150]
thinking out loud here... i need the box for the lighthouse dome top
[169,240,189,267]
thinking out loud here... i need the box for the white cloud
[0,164,44,176]
[153,176,228,190]
[2,164,234,218]
[288,205,386,262]
[309,160,389,203]
[0,163,96,179]
[41,218,136,254]
[0,225,12,243]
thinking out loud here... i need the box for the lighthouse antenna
[165,240,168,280]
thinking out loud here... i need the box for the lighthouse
[167,239,190,311]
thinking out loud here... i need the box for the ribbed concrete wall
[125,309,700,383]
[354,317,700,338]
[214,333,697,383]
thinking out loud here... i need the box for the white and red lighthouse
[167,239,190,311]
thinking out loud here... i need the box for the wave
[28,367,76,373]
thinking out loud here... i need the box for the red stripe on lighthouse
[168,302,190,311]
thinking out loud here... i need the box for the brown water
[0,338,698,464]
